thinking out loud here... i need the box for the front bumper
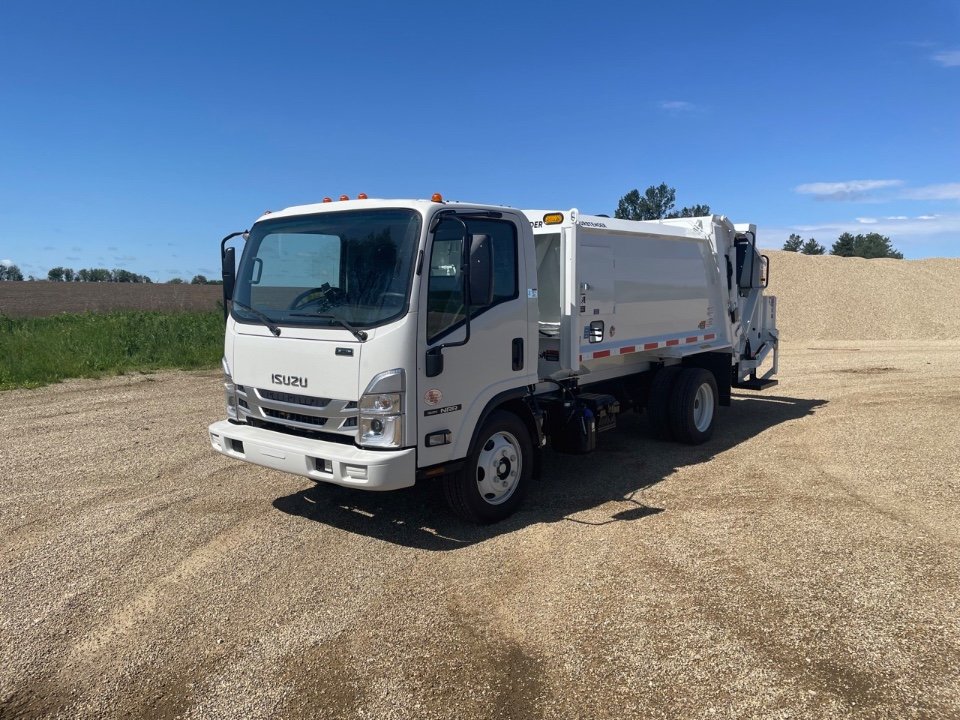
[208,420,415,491]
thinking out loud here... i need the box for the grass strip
[0,310,224,390]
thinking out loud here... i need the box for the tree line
[614,183,904,259]
[782,232,903,259]
[0,264,222,283]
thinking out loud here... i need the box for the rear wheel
[647,366,682,440]
[443,410,531,524]
[668,368,718,444]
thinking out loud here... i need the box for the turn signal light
[544,213,564,225]
[431,193,444,203]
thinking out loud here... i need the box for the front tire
[443,410,532,524]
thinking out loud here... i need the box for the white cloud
[932,50,960,67]
[1,258,13,266]
[765,213,960,243]
[903,183,960,201]
[658,100,697,112]
[885,216,909,220]
[856,217,877,224]
[794,179,903,200]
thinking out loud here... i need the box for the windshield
[232,209,422,330]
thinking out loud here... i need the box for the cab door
[416,213,533,468]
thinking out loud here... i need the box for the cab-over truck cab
[210,196,542,522]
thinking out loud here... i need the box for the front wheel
[443,410,532,523]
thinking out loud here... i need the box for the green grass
[0,310,224,390]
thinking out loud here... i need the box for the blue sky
[1,0,958,280]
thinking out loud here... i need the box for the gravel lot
[3,253,960,718]
[2,337,958,719]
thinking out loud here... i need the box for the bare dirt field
[0,283,221,318]
[2,254,959,719]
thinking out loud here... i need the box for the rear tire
[647,366,682,440]
[668,368,718,444]
[443,410,532,524]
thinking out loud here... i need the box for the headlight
[359,393,401,415]
[358,369,405,448]
[359,415,403,447]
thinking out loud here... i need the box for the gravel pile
[1,255,959,718]
[763,250,960,340]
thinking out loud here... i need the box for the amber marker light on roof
[544,213,564,225]
[322,197,333,203]
[431,193,444,202]
[357,193,368,199]
[339,194,350,201]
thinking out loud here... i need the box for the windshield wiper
[289,312,368,342]
[231,300,281,336]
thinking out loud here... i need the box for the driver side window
[425,218,518,343]
[426,230,466,342]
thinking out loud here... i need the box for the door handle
[512,338,523,371]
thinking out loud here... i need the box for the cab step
[733,378,779,391]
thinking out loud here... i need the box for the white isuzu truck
[209,194,779,522]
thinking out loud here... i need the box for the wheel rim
[693,382,715,432]
[475,430,522,505]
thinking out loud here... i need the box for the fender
[470,386,545,480]
[415,386,544,482]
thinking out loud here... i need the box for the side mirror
[468,233,494,306]
[735,239,761,295]
[222,246,236,320]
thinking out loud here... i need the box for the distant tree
[668,203,712,218]
[801,238,826,255]
[47,266,76,281]
[831,233,856,257]
[191,274,208,285]
[783,233,803,252]
[166,277,185,284]
[84,268,113,282]
[0,263,24,281]
[830,232,902,259]
[616,183,677,220]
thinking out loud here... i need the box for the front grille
[262,408,328,426]
[238,386,358,439]
[258,389,331,408]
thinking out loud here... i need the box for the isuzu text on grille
[271,374,308,388]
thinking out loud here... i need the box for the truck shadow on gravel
[273,393,826,550]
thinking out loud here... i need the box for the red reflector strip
[593,350,611,359]
[704,333,716,341]
[685,336,698,344]
[644,342,659,350]
[665,339,680,347]
[619,345,636,355]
